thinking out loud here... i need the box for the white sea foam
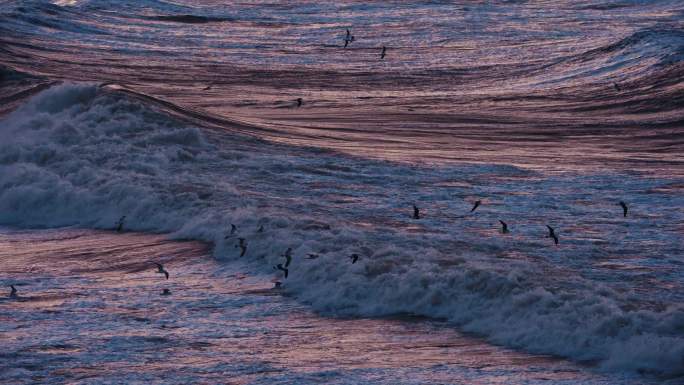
[1,84,683,377]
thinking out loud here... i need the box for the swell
[145,15,233,24]
[0,84,683,378]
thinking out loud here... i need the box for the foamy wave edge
[0,83,682,377]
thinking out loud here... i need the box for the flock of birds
[4,169,633,298]
[241,198,627,285]
[5,28,633,298]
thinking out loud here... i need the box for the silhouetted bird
[154,263,169,279]
[470,200,481,212]
[413,205,420,219]
[225,224,238,239]
[257,225,264,233]
[619,201,628,218]
[282,248,293,267]
[237,238,247,257]
[499,220,509,234]
[614,83,621,92]
[349,254,359,264]
[344,29,354,48]
[381,46,386,59]
[296,98,303,107]
[306,253,320,259]
[9,285,17,298]
[546,225,559,245]
[116,216,126,232]
[203,84,212,91]
[274,263,289,278]
[161,289,171,296]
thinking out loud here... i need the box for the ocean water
[2,228,664,384]
[0,0,683,383]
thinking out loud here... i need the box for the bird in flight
[237,238,247,257]
[546,225,559,245]
[154,263,169,280]
[282,248,293,267]
[344,29,355,48]
[349,254,359,264]
[619,201,628,217]
[413,205,420,219]
[470,200,481,212]
[380,46,386,59]
[225,224,238,239]
[274,264,289,278]
[116,216,126,232]
[499,220,509,234]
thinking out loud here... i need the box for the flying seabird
[274,263,289,278]
[546,225,559,245]
[413,204,420,219]
[154,263,169,279]
[499,220,509,234]
[380,46,386,59]
[306,253,320,259]
[257,225,264,233]
[237,238,247,257]
[225,224,238,239]
[470,200,481,212]
[349,254,359,264]
[614,83,621,92]
[282,248,293,267]
[203,84,212,91]
[9,285,17,298]
[619,201,628,218]
[161,289,171,296]
[296,98,303,107]
[344,29,354,48]
[116,216,126,232]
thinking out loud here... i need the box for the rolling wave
[0,84,683,377]
[1,1,683,379]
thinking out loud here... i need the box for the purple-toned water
[0,1,683,383]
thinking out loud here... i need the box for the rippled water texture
[0,228,669,384]
[1,0,683,171]
[0,1,683,383]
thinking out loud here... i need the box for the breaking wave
[1,84,683,377]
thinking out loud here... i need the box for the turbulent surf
[1,0,683,381]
